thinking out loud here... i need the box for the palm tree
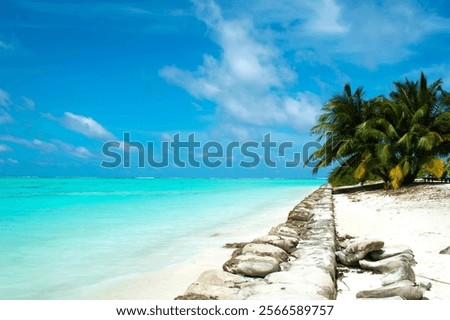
[308,73,450,189]
[384,72,450,187]
[352,96,394,187]
[306,84,375,183]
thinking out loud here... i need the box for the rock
[339,239,352,249]
[265,267,335,299]
[381,263,416,286]
[439,246,450,254]
[223,254,280,277]
[358,296,406,300]
[419,282,432,291]
[223,242,248,249]
[368,245,413,260]
[336,239,384,265]
[266,266,332,284]
[300,200,316,209]
[337,234,355,249]
[245,283,328,300]
[183,283,246,300]
[252,235,299,253]
[176,185,338,300]
[195,269,260,288]
[335,251,352,266]
[280,262,290,271]
[241,243,289,263]
[288,208,313,222]
[359,253,415,273]
[356,280,423,300]
[269,224,300,239]
[285,220,308,232]
[230,248,243,258]
[295,202,313,210]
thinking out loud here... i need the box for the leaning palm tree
[352,96,395,187]
[306,84,375,183]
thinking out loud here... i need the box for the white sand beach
[334,183,450,300]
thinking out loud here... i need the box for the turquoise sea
[0,178,323,299]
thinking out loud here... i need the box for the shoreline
[0,178,322,300]
[175,185,336,300]
[79,186,319,300]
[58,182,450,300]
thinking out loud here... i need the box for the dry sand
[334,183,450,300]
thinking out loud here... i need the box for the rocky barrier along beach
[176,183,450,300]
[176,185,337,300]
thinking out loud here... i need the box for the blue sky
[1,0,450,177]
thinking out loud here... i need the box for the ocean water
[0,178,323,299]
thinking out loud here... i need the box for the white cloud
[0,144,11,152]
[46,112,115,140]
[0,135,32,147]
[0,108,13,124]
[52,140,94,159]
[319,1,450,67]
[7,158,18,164]
[21,96,36,110]
[0,40,14,50]
[32,139,58,153]
[72,146,93,158]
[282,92,323,131]
[0,89,36,114]
[219,0,450,69]
[0,135,57,153]
[62,112,114,140]
[330,1,450,68]
[0,88,12,109]
[304,0,348,34]
[0,135,94,159]
[160,0,320,134]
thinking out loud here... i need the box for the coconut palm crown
[307,72,450,189]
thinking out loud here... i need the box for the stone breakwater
[175,184,337,300]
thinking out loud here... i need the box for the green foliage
[328,166,360,187]
[308,72,450,189]
[328,165,380,187]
